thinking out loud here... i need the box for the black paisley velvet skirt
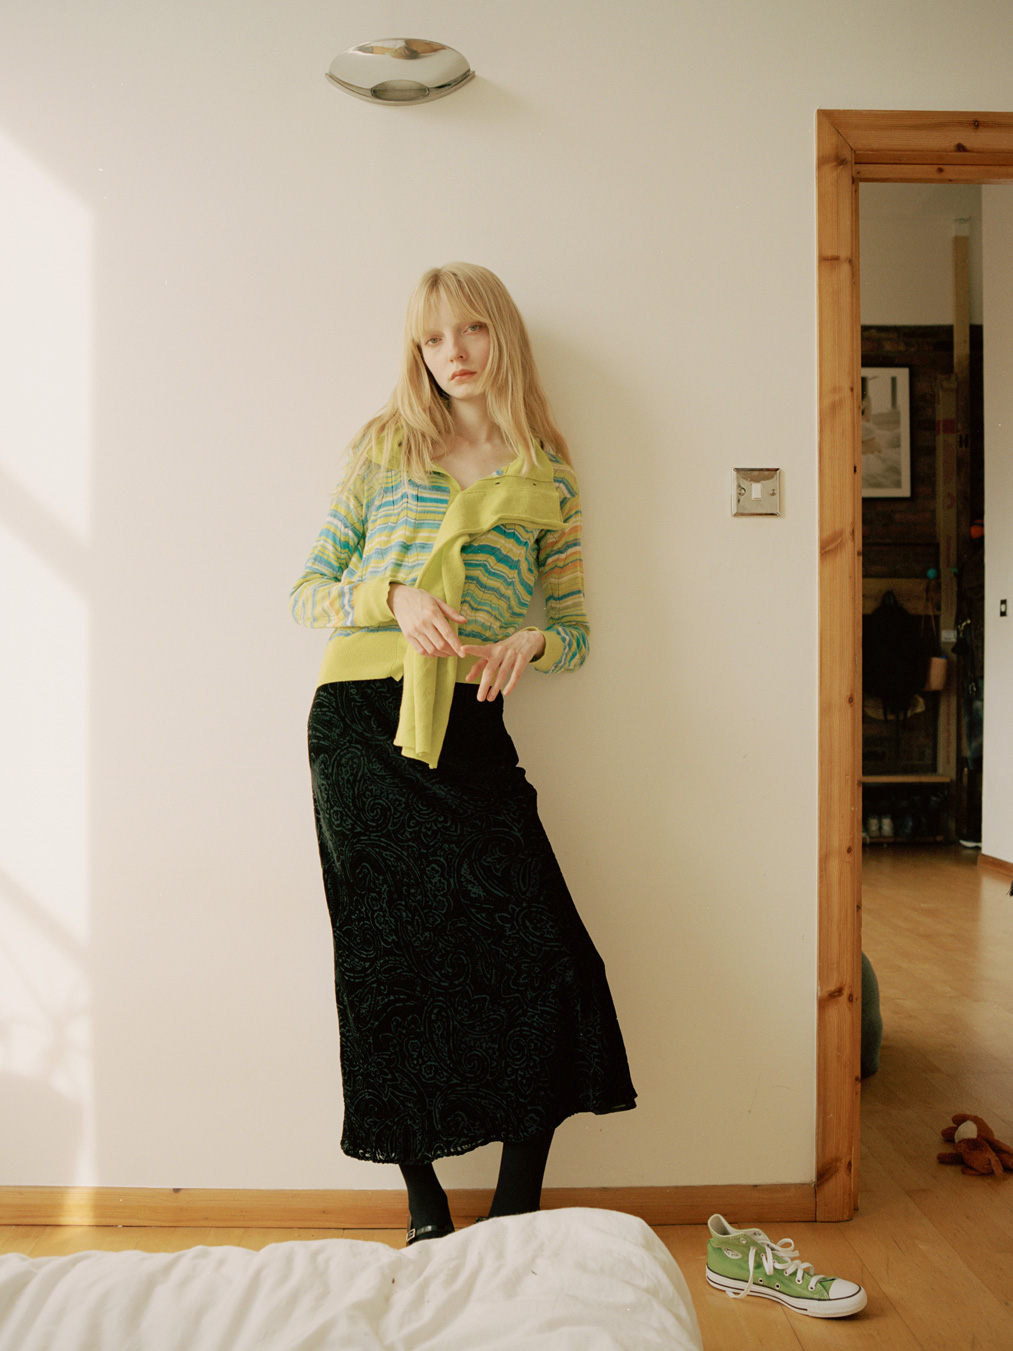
[308,678,636,1165]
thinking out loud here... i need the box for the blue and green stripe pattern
[290,449,590,686]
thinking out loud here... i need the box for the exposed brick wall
[861,325,983,548]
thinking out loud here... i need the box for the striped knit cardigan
[290,442,589,768]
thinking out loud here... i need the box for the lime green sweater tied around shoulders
[290,441,590,769]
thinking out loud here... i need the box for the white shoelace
[730,1229,827,1300]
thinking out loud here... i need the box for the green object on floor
[705,1215,867,1318]
[861,951,883,1078]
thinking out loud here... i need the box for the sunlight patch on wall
[0,130,92,539]
[0,127,93,1183]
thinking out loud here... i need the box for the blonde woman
[291,264,635,1245]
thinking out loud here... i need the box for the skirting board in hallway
[979,853,1013,879]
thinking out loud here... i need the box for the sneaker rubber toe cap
[828,1279,862,1299]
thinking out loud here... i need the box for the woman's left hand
[461,631,546,701]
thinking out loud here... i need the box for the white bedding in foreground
[0,1207,702,1351]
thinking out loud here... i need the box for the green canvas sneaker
[706,1214,867,1318]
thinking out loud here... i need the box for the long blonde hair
[344,263,571,481]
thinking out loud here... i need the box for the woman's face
[419,298,491,401]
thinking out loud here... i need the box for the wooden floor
[3,847,1012,1348]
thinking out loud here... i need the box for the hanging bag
[863,589,932,720]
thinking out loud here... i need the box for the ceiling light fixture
[326,38,474,105]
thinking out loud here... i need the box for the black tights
[399,1128,554,1230]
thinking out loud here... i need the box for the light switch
[733,468,781,516]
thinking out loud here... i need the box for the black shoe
[405,1221,455,1246]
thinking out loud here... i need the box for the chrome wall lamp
[326,39,474,105]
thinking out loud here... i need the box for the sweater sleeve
[530,468,590,673]
[289,467,394,629]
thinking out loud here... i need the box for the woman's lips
[450,370,475,380]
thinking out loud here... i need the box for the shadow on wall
[428,325,695,1188]
[511,320,689,903]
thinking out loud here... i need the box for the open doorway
[859,183,984,849]
[815,111,1013,1222]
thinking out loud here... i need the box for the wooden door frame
[816,110,1013,1220]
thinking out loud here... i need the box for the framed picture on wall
[860,366,911,497]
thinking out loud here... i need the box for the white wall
[982,188,1013,865]
[861,183,983,324]
[4,0,1013,1193]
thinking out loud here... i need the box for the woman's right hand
[388,584,467,659]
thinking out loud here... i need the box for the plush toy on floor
[938,1114,1013,1176]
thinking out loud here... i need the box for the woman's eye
[424,336,440,346]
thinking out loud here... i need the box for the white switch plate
[733,468,781,516]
